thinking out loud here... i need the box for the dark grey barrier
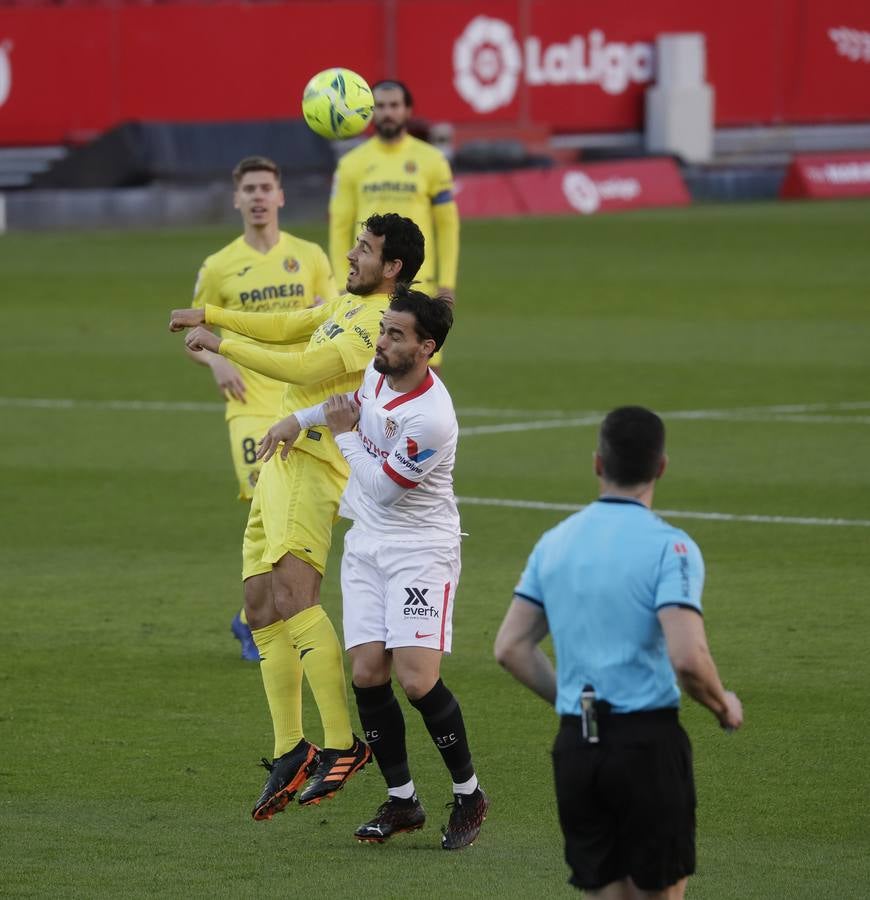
[33,119,334,189]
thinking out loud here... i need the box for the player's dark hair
[598,406,665,486]
[372,79,414,108]
[388,284,453,356]
[363,213,424,284]
[232,156,281,186]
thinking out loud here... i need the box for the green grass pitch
[1,200,868,897]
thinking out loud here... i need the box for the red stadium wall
[1,0,869,145]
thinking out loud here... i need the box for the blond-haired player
[185,156,337,660]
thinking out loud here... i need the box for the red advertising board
[0,2,388,144]
[453,172,524,218]
[0,0,869,145]
[781,152,870,199]
[455,159,690,219]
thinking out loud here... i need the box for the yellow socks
[251,620,303,758]
[253,607,353,755]
[286,606,353,750]
[238,607,249,626]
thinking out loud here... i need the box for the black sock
[409,679,474,785]
[352,681,411,789]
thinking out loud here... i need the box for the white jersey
[334,361,460,540]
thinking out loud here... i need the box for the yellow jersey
[193,231,337,420]
[205,292,388,475]
[329,134,459,292]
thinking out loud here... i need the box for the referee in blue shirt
[495,406,743,899]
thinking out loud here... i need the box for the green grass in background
[1,201,868,897]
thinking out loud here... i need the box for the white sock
[388,781,416,800]
[452,774,478,796]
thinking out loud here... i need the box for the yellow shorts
[228,415,276,501]
[242,450,347,580]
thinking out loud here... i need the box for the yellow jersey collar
[374,133,411,154]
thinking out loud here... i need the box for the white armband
[293,403,326,429]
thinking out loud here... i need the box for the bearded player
[257,287,488,848]
[329,80,459,371]
[170,214,426,820]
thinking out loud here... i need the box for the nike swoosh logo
[415,631,436,640]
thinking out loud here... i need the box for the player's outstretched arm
[205,302,328,344]
[185,326,221,354]
[218,337,348,386]
[169,308,206,331]
[171,298,326,343]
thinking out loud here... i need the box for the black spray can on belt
[580,685,600,744]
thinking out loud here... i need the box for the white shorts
[340,525,460,653]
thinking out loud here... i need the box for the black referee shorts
[552,707,696,892]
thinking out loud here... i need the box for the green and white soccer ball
[301,68,374,140]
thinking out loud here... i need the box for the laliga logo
[453,16,654,113]
[562,172,600,215]
[828,27,870,63]
[0,41,12,109]
[453,17,522,114]
[562,171,641,215]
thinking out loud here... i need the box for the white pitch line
[458,406,870,437]
[459,401,870,418]
[457,496,870,528]
[460,415,602,436]
[457,407,592,418]
[1,397,869,422]
[748,414,870,425]
[0,395,593,423]
[676,401,870,413]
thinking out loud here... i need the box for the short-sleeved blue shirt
[514,497,704,715]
